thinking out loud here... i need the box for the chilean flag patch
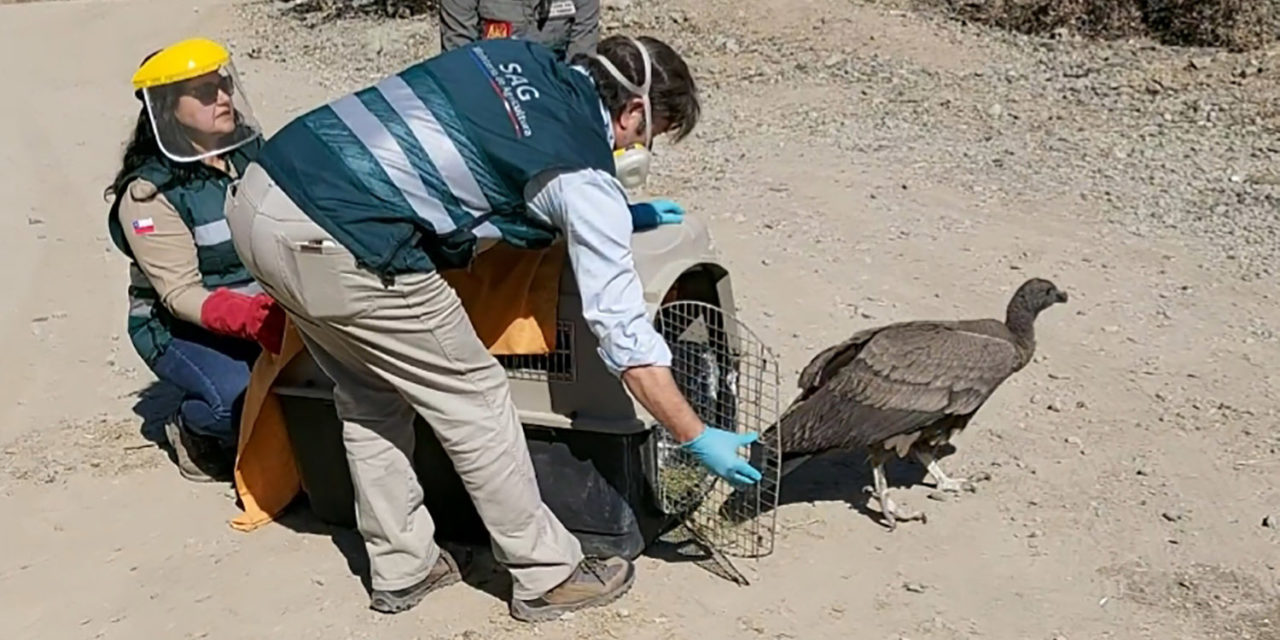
[132,218,156,235]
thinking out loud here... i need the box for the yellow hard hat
[131,37,231,90]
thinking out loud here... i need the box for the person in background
[439,0,599,61]
[222,34,759,621]
[104,38,285,483]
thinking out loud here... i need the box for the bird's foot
[863,485,927,531]
[936,476,972,493]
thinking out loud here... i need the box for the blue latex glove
[628,199,685,231]
[680,426,762,486]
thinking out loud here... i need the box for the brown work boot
[164,416,232,483]
[509,556,636,623]
[369,548,464,614]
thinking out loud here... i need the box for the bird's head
[1010,277,1069,316]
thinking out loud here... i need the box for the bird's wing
[795,326,882,397]
[825,320,1023,416]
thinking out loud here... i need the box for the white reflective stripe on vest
[376,76,491,216]
[128,297,153,318]
[192,218,232,247]
[375,76,503,240]
[329,94,460,235]
[228,280,263,296]
[470,223,501,240]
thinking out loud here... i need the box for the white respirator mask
[591,37,654,191]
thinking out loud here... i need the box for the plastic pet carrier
[271,208,783,572]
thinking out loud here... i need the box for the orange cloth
[440,242,566,356]
[229,314,306,531]
[229,243,566,532]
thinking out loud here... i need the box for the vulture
[735,277,1069,530]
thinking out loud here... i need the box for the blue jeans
[150,325,260,448]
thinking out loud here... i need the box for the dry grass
[928,0,1280,51]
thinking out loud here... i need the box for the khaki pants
[224,162,583,598]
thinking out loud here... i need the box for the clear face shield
[592,37,654,191]
[140,60,262,163]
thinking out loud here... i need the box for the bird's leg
[863,462,926,531]
[915,450,969,493]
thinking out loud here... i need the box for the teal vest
[107,140,261,365]
[257,39,615,277]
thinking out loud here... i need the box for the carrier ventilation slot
[496,320,575,382]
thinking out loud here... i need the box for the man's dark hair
[571,34,700,143]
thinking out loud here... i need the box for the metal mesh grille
[651,300,781,562]
[495,320,575,382]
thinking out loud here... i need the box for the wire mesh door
[650,300,782,567]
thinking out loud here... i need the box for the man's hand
[620,365,761,486]
[628,199,685,230]
[680,427,762,486]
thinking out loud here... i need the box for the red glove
[200,288,286,355]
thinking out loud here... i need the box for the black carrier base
[275,395,677,560]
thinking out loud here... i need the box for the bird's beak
[1054,289,1069,303]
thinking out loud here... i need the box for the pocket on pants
[280,238,372,321]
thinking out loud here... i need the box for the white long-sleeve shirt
[523,166,673,376]
[519,73,673,376]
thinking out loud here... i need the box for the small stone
[988,104,1004,118]
[927,491,950,502]
[1162,510,1184,523]
[1065,436,1082,446]
[1263,515,1278,529]
[903,582,928,593]
[1027,529,1044,539]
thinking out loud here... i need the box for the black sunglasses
[183,75,235,105]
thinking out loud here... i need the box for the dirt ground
[2,0,1278,638]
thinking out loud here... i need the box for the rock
[903,582,928,593]
[1065,436,1082,446]
[1263,515,1278,529]
[1162,510,1185,523]
[927,491,950,502]
[988,104,1004,118]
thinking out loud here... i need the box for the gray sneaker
[369,548,464,614]
[509,556,636,623]
[164,416,232,483]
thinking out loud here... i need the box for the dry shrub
[939,0,1280,50]
[282,0,438,19]
[1142,0,1279,51]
